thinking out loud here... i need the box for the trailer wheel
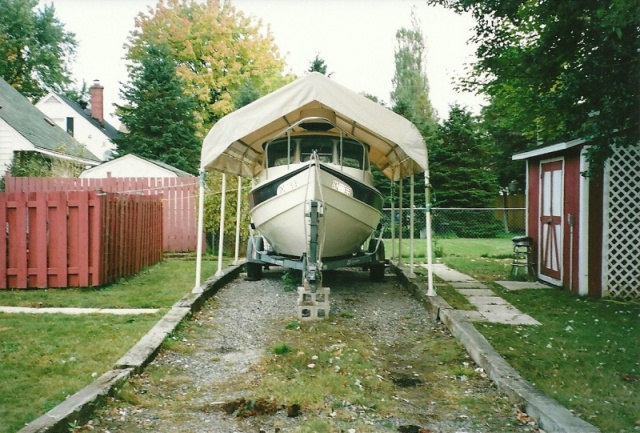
[246,236,264,281]
[368,239,385,281]
[246,262,262,281]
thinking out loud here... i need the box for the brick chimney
[90,80,104,125]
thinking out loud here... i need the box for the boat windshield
[266,139,295,167]
[300,137,334,163]
[265,135,368,169]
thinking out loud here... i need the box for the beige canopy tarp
[200,72,428,181]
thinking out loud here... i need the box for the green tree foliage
[431,105,498,207]
[378,10,437,210]
[430,105,501,237]
[124,0,288,137]
[391,10,437,136]
[202,173,250,254]
[0,0,77,99]
[430,0,640,175]
[8,151,84,178]
[115,43,201,174]
[307,54,333,76]
[62,80,90,109]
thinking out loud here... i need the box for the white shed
[79,154,193,178]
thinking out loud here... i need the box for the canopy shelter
[200,72,427,181]
[195,72,435,295]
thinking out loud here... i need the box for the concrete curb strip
[17,262,245,433]
[392,263,600,433]
[114,306,191,371]
[17,369,134,433]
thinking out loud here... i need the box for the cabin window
[300,137,334,163]
[339,139,367,169]
[266,138,294,167]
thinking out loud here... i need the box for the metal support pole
[193,169,206,292]
[215,173,226,277]
[233,176,242,265]
[425,171,435,296]
[398,177,403,265]
[390,180,396,260]
[409,174,415,277]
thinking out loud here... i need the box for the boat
[249,113,383,259]
[198,72,431,317]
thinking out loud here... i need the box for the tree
[378,10,438,210]
[430,105,501,237]
[429,0,640,175]
[391,9,437,136]
[124,0,288,137]
[307,54,333,76]
[115,43,201,174]
[0,0,77,99]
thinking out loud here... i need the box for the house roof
[0,78,100,163]
[512,138,587,161]
[137,155,194,177]
[201,72,428,181]
[80,153,194,178]
[53,92,121,141]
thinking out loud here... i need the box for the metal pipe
[193,169,206,291]
[233,176,242,265]
[425,171,435,296]
[398,177,403,265]
[215,173,227,277]
[409,174,415,277]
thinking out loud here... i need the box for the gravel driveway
[90,267,540,433]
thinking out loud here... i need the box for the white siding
[0,118,35,178]
[36,94,116,161]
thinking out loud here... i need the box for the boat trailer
[246,200,386,320]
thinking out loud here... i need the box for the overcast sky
[43,0,485,127]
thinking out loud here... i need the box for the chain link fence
[380,207,526,239]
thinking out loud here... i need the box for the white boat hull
[250,162,382,258]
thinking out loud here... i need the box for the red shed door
[539,160,563,283]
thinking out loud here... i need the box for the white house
[79,153,194,178]
[0,78,101,178]
[36,80,120,161]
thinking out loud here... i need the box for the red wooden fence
[3,174,199,252]
[0,191,163,289]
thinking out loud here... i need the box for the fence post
[0,193,7,288]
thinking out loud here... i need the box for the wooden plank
[77,191,90,287]
[47,192,68,287]
[0,193,7,288]
[8,193,28,288]
[162,179,172,251]
[89,191,103,286]
[34,192,48,288]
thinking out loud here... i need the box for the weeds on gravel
[271,343,293,355]
[214,317,527,432]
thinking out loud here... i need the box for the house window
[66,117,74,136]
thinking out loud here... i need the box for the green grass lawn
[411,237,640,433]
[0,257,221,433]
[480,288,640,433]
